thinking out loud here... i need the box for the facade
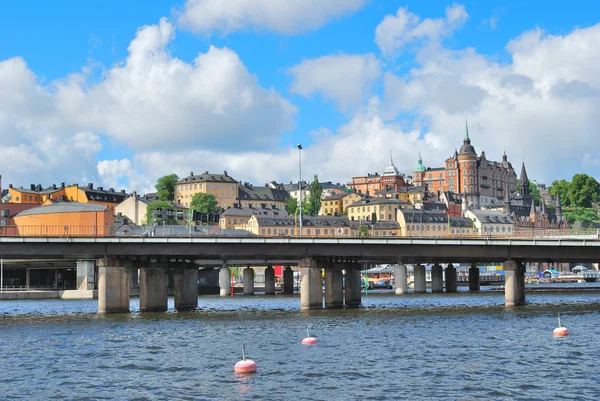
[283,181,310,202]
[465,210,515,235]
[115,192,152,225]
[375,185,428,205]
[175,171,238,209]
[348,155,407,195]
[437,191,462,216]
[397,208,475,237]
[347,197,410,222]
[237,182,289,209]
[238,215,356,237]
[360,221,402,237]
[412,123,517,209]
[219,205,289,229]
[13,203,114,236]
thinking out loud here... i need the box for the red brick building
[348,155,406,196]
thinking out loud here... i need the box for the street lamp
[297,144,303,235]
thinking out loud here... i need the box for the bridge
[0,235,598,314]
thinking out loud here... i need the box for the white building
[465,209,514,235]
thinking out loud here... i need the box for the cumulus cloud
[375,4,468,57]
[288,53,381,110]
[178,0,367,35]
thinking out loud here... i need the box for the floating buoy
[553,313,569,337]
[234,342,256,373]
[302,326,317,345]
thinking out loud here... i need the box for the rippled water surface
[1,290,600,400]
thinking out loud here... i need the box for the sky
[1,0,600,193]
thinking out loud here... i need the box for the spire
[390,149,394,166]
[519,163,530,196]
[465,119,469,140]
[555,191,562,218]
[502,149,507,162]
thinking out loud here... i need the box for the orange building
[348,156,407,196]
[13,203,114,237]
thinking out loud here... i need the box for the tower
[555,191,562,220]
[519,163,530,197]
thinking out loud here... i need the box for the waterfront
[1,291,600,400]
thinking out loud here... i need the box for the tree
[529,182,541,206]
[549,179,571,207]
[305,175,323,216]
[286,197,298,216]
[145,201,179,225]
[563,207,599,225]
[155,174,179,201]
[567,174,600,208]
[190,192,220,214]
[358,224,370,238]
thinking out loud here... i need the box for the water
[1,291,600,400]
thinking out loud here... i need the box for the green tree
[358,224,370,238]
[529,182,541,206]
[567,174,600,208]
[286,197,298,215]
[550,179,571,207]
[305,175,323,216]
[190,192,220,214]
[155,174,179,201]
[146,201,179,225]
[563,207,599,225]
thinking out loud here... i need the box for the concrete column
[300,258,323,310]
[283,266,294,294]
[173,268,198,310]
[469,264,480,291]
[445,263,457,293]
[219,266,231,296]
[516,261,526,305]
[344,265,361,308]
[243,266,254,295]
[504,260,519,307]
[130,268,139,290]
[394,264,408,295]
[98,258,130,314]
[76,260,96,290]
[264,266,275,295]
[26,268,31,289]
[431,264,443,293]
[325,263,343,309]
[414,264,426,293]
[139,265,168,312]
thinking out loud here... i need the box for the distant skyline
[1,0,600,193]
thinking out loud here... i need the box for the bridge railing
[0,225,598,240]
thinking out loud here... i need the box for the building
[348,154,407,195]
[115,192,153,225]
[175,171,238,209]
[397,208,475,237]
[219,205,289,229]
[237,215,356,237]
[237,182,289,210]
[437,191,462,216]
[283,181,310,202]
[320,192,365,216]
[412,122,517,209]
[319,182,347,198]
[13,203,114,236]
[347,197,410,223]
[360,221,402,237]
[465,209,515,235]
[375,185,428,205]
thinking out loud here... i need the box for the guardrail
[0,225,598,240]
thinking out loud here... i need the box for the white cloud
[178,0,367,35]
[97,159,134,188]
[375,4,468,57]
[288,53,381,110]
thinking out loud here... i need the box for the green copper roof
[465,120,469,140]
[413,152,426,172]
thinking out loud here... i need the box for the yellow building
[375,185,428,204]
[347,198,411,223]
[237,183,289,210]
[320,192,367,216]
[6,184,47,205]
[237,215,356,237]
[219,206,288,229]
[397,208,475,237]
[175,171,238,210]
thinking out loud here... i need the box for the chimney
[224,170,228,176]
[190,171,194,177]
[109,188,114,192]
[87,183,93,189]
[52,184,57,190]
[61,182,65,188]
[36,184,42,191]
[30,184,35,191]
[9,184,13,189]
[98,186,103,191]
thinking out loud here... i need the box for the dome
[413,153,426,173]
[382,163,400,176]
[459,121,476,157]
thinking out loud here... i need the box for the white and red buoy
[234,342,257,374]
[553,313,569,337]
[302,326,317,345]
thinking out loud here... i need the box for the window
[470,186,474,193]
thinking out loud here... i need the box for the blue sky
[1,0,599,192]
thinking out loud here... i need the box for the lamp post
[89,196,101,237]
[297,144,303,236]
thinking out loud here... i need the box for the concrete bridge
[1,236,598,313]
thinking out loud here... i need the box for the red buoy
[234,343,257,373]
[302,326,317,345]
[553,313,569,337]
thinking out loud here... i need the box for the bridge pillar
[394,264,407,295]
[504,260,525,307]
[264,266,275,295]
[344,264,361,308]
[300,258,323,310]
[516,261,526,305]
[243,266,254,295]
[469,264,480,291]
[414,264,426,293]
[130,267,139,291]
[219,266,231,296]
[283,266,294,294]
[76,260,95,290]
[325,262,343,309]
[98,258,130,314]
[173,267,198,310]
[139,264,168,312]
[445,263,457,293]
[431,264,443,293]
